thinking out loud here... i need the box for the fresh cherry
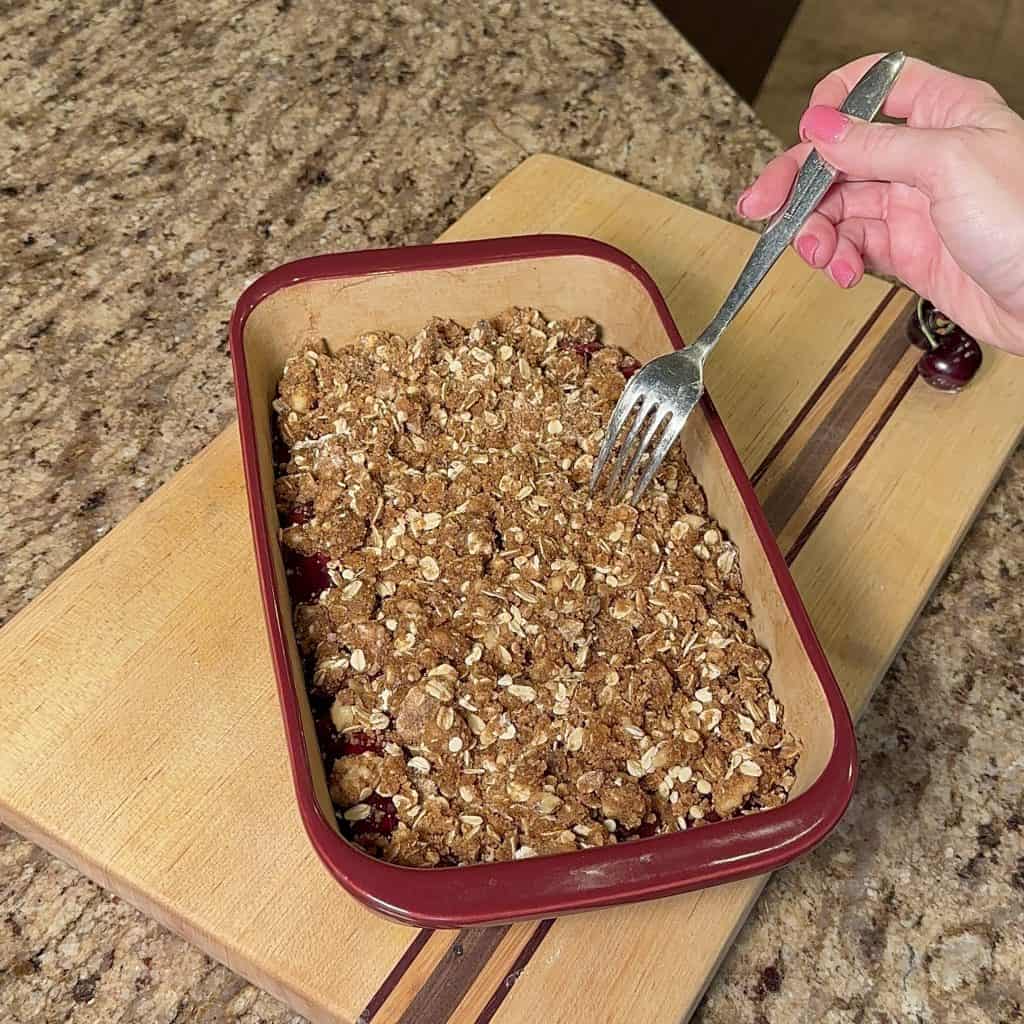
[918,334,983,392]
[909,296,983,392]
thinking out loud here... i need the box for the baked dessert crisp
[273,308,800,866]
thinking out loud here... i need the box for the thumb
[799,105,946,194]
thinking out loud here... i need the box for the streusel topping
[273,308,800,866]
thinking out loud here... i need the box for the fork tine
[630,413,686,504]
[589,378,644,492]
[602,398,658,498]
[612,406,670,503]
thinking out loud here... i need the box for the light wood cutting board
[1,155,1022,1024]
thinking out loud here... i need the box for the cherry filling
[618,354,641,380]
[307,683,332,715]
[311,713,399,842]
[341,730,384,756]
[349,793,399,840]
[280,495,329,602]
[314,714,347,762]
[559,335,641,380]
[620,820,659,840]
[284,550,332,604]
[312,711,385,768]
[274,427,397,840]
[280,502,314,527]
[272,430,292,469]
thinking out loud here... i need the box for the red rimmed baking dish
[228,233,857,928]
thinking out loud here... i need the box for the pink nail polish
[831,260,856,288]
[796,235,818,263]
[800,105,850,144]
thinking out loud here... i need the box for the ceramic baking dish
[229,234,857,928]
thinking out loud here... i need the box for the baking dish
[229,234,857,928]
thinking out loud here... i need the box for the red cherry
[285,550,331,603]
[918,334,983,392]
[908,296,983,392]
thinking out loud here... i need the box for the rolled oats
[275,308,800,867]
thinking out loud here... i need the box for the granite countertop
[1,1,1021,1022]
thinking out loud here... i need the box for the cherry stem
[916,295,940,352]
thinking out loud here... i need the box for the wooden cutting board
[2,154,1022,1024]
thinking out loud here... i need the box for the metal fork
[590,50,907,504]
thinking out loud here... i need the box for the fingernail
[831,260,856,288]
[736,189,753,217]
[796,235,819,264]
[800,105,850,144]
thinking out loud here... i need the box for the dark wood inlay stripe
[474,919,554,1024]
[760,296,912,536]
[395,926,511,1024]
[786,363,920,565]
[750,285,900,486]
[359,928,434,1023]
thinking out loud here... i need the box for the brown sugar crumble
[273,308,801,866]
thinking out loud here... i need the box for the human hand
[738,56,1024,355]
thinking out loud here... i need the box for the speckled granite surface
[0,1,1020,1022]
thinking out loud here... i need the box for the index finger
[809,54,1001,127]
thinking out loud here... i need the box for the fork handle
[687,51,906,363]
